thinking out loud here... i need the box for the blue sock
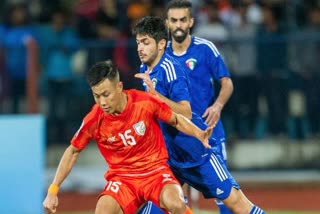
[136,201,165,214]
[215,199,233,214]
[250,205,266,214]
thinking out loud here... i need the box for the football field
[56,180,320,214]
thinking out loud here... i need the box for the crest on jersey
[185,58,197,70]
[133,121,146,136]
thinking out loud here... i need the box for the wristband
[48,184,59,194]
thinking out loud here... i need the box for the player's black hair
[86,60,119,87]
[132,16,168,43]
[165,0,193,18]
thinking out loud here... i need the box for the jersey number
[106,181,122,193]
[119,130,136,146]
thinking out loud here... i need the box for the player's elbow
[168,113,179,128]
[185,111,192,120]
[221,77,234,94]
[178,101,192,119]
[229,78,234,93]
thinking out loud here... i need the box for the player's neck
[147,51,164,71]
[112,92,128,116]
[172,35,191,55]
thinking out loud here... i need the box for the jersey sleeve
[164,57,191,102]
[149,94,173,123]
[71,105,100,150]
[206,42,231,81]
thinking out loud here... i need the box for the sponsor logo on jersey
[216,188,224,195]
[162,173,173,183]
[201,153,209,158]
[133,121,146,136]
[185,58,197,70]
[107,136,117,142]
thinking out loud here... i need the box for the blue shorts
[170,151,240,200]
[211,140,228,163]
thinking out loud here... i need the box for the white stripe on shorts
[142,201,152,214]
[210,154,228,181]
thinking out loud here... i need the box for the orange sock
[185,206,193,214]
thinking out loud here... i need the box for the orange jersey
[71,89,173,174]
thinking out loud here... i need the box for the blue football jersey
[167,36,231,144]
[139,52,213,168]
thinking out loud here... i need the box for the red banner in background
[26,37,39,114]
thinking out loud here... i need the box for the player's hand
[202,102,223,127]
[200,126,214,149]
[134,73,156,94]
[43,193,59,214]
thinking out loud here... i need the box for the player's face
[136,34,160,67]
[166,8,194,43]
[91,78,124,115]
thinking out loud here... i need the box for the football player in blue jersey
[132,16,265,214]
[164,0,233,213]
[165,1,265,214]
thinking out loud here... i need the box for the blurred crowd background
[0,0,319,145]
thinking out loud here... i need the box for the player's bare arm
[43,145,82,214]
[202,77,233,126]
[168,112,212,149]
[135,73,192,119]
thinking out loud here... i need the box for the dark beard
[172,29,188,43]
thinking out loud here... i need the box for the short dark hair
[132,16,168,43]
[165,0,193,18]
[86,60,119,87]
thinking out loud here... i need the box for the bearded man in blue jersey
[132,16,265,214]
[164,0,238,213]
[164,1,233,213]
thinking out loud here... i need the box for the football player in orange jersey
[43,60,213,214]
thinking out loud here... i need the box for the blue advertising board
[0,115,45,214]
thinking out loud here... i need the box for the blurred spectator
[38,8,79,142]
[3,2,39,114]
[216,0,239,27]
[149,0,168,17]
[288,6,320,138]
[228,2,259,139]
[97,0,128,36]
[256,3,288,138]
[246,0,263,25]
[303,6,320,136]
[193,3,229,43]
[73,0,99,39]
[126,0,154,89]
[0,24,8,106]
[127,0,151,28]
[86,0,125,63]
[0,0,318,141]
[86,0,131,83]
